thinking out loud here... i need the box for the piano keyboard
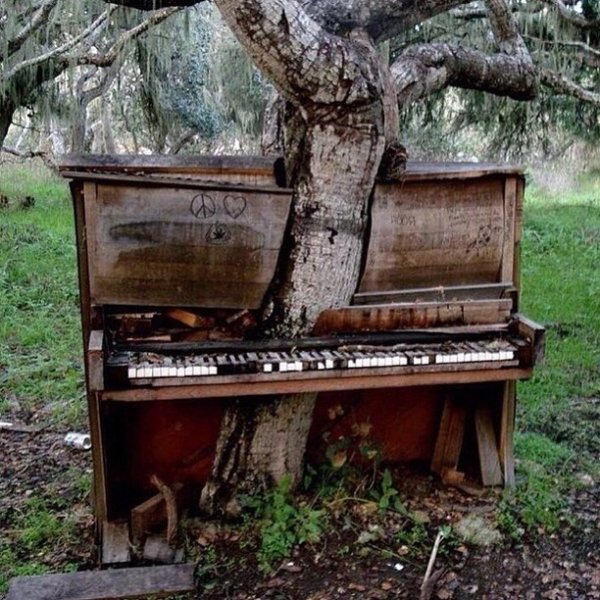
[125,339,518,381]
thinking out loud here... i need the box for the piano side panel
[84,184,292,309]
[360,177,507,291]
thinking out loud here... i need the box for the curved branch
[540,68,600,106]
[392,43,537,107]
[4,8,115,81]
[76,7,181,67]
[7,0,59,56]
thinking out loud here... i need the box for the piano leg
[499,381,516,487]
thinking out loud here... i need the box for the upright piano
[60,155,544,560]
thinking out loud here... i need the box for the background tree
[0,0,182,152]
[100,0,597,516]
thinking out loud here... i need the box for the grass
[0,160,84,427]
[0,159,599,589]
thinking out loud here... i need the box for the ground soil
[0,427,598,600]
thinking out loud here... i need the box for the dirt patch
[0,430,598,599]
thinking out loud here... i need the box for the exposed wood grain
[431,396,466,476]
[102,366,531,402]
[313,299,512,334]
[353,283,516,305]
[513,313,546,365]
[361,177,508,292]
[474,404,503,486]
[501,176,517,282]
[84,184,291,309]
[101,521,131,565]
[6,564,195,600]
[87,330,104,392]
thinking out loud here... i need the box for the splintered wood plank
[85,184,291,309]
[131,483,184,543]
[165,308,212,329]
[101,521,131,565]
[6,564,195,600]
[475,404,503,486]
[360,178,507,292]
[87,330,104,392]
[431,397,466,477]
[500,381,516,487]
[313,299,512,335]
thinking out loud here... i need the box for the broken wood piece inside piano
[60,155,544,562]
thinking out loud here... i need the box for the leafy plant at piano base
[239,474,326,573]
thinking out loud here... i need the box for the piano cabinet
[60,156,544,560]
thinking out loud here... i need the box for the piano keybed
[121,338,518,382]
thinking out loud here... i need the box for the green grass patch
[0,161,84,427]
[503,172,600,536]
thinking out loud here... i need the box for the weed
[243,475,326,572]
[16,497,75,551]
[369,468,407,513]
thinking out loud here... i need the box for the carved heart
[224,195,247,219]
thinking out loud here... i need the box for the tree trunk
[200,96,394,516]
[0,101,15,149]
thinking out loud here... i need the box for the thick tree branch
[540,68,600,106]
[213,0,380,107]
[392,43,537,107]
[103,0,474,41]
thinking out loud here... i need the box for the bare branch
[525,35,600,68]
[541,0,600,28]
[7,0,59,56]
[540,68,600,106]
[77,7,181,67]
[105,0,201,7]
[4,8,116,81]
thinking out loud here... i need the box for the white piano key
[191,366,201,376]
[184,366,193,376]
[399,356,408,366]
[391,356,401,366]
[421,356,430,365]
[280,362,288,373]
[384,356,393,367]
[159,367,170,377]
[325,359,334,369]
[152,367,161,378]
[263,363,273,373]
[143,367,153,378]
[176,366,186,377]
[457,353,466,363]
[200,366,209,376]
[317,362,325,370]
[209,366,218,375]
[294,361,303,372]
[128,367,137,379]
[450,354,458,364]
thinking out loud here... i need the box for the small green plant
[369,469,407,513]
[244,475,326,572]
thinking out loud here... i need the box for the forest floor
[1,160,599,599]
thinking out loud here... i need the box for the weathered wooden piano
[60,155,544,562]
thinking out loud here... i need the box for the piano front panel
[360,176,515,291]
[84,182,292,309]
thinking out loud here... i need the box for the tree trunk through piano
[97,0,540,518]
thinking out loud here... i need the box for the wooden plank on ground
[101,521,131,565]
[431,396,466,476]
[474,404,503,486]
[6,564,195,600]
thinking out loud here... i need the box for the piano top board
[60,156,523,310]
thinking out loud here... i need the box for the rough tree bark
[105,0,537,516]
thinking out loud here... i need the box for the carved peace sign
[190,193,216,219]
